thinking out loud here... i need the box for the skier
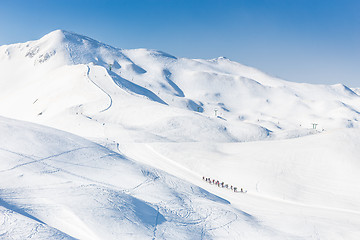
[234,187,237,192]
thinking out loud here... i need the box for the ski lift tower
[312,123,318,129]
[214,108,218,117]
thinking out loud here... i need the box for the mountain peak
[209,56,229,62]
[39,29,67,44]
[29,29,125,66]
[39,29,99,47]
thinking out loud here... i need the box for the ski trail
[0,147,94,172]
[0,197,45,224]
[247,191,360,216]
[120,144,360,219]
[144,144,202,179]
[0,146,136,194]
[86,65,112,112]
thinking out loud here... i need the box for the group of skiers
[202,176,245,193]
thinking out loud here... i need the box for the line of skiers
[202,176,245,193]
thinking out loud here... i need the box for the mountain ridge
[0,30,359,143]
[1,30,360,240]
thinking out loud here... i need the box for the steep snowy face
[0,30,359,143]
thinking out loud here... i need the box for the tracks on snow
[86,65,113,113]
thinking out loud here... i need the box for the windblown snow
[0,30,359,239]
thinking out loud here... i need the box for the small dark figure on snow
[234,187,237,192]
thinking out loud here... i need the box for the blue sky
[0,0,359,87]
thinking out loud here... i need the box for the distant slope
[0,30,359,143]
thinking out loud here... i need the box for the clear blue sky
[0,0,359,87]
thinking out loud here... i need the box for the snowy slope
[0,116,291,240]
[1,30,360,239]
[118,129,360,239]
[1,117,360,240]
[0,30,359,143]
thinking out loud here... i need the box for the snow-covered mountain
[0,30,359,143]
[1,30,360,239]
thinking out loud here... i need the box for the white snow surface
[0,30,359,142]
[0,30,360,239]
[0,116,264,240]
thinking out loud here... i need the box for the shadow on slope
[0,197,45,224]
[109,71,167,105]
[163,69,184,97]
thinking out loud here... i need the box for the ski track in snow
[0,147,93,172]
[116,140,360,238]
[86,65,113,113]
[248,191,360,216]
[116,142,241,237]
[116,142,253,238]
[0,145,132,194]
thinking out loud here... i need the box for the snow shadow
[0,197,45,224]
[131,63,147,74]
[197,188,230,205]
[151,51,177,60]
[187,99,204,113]
[196,188,259,226]
[112,61,121,69]
[163,69,184,97]
[108,190,166,228]
[130,197,166,227]
[109,71,167,105]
